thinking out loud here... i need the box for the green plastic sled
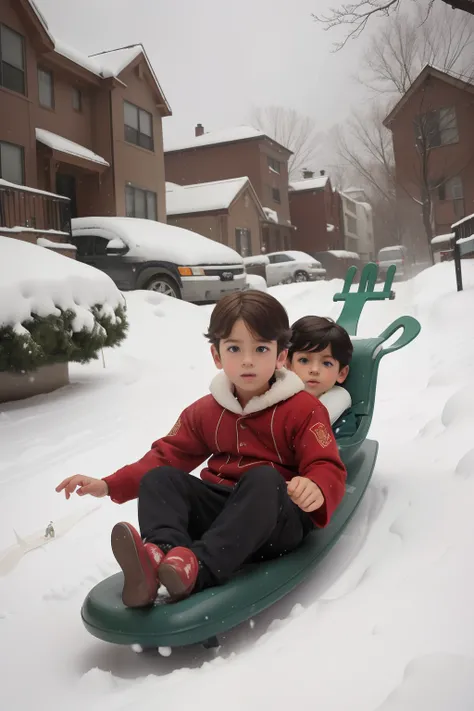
[81,264,421,649]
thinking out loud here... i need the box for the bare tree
[249,106,321,179]
[361,4,474,95]
[313,0,435,50]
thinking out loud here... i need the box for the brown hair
[288,316,353,369]
[205,290,291,354]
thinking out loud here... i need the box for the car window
[92,236,111,256]
[273,254,292,263]
[72,235,94,257]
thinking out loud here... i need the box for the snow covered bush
[0,237,128,373]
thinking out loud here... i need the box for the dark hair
[288,316,353,368]
[205,290,291,354]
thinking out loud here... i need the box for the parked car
[244,251,326,287]
[70,217,246,303]
[377,245,409,279]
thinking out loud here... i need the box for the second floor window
[38,68,54,108]
[346,214,357,235]
[272,187,281,204]
[125,184,157,220]
[416,107,458,149]
[438,176,464,219]
[124,101,154,151]
[72,87,82,111]
[0,24,25,95]
[0,141,24,184]
[267,156,280,173]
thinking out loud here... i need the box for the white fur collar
[209,367,304,415]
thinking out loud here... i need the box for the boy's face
[288,345,348,398]
[211,318,287,403]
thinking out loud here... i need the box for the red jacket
[103,369,347,527]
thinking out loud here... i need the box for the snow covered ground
[1,263,474,711]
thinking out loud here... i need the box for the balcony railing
[0,180,71,236]
[452,213,474,291]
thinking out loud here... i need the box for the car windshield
[379,249,403,261]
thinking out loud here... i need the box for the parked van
[377,245,409,279]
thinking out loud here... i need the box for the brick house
[164,124,294,253]
[383,65,474,254]
[166,177,266,256]
[0,0,171,247]
[288,170,344,255]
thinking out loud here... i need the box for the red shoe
[111,522,164,608]
[158,547,199,601]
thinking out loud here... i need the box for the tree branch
[313,0,402,50]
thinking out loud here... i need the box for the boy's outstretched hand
[287,476,324,513]
[56,475,108,499]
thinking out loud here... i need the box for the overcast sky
[36,0,371,166]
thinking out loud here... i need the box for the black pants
[138,465,314,585]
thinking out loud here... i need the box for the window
[267,156,280,173]
[0,24,25,94]
[125,184,157,220]
[235,228,251,257]
[0,141,24,184]
[38,68,54,108]
[415,107,458,148]
[272,187,281,204]
[72,87,82,111]
[438,176,464,219]
[346,214,357,235]
[268,253,291,264]
[124,101,154,151]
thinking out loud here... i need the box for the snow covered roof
[89,45,143,78]
[25,3,170,114]
[35,129,109,168]
[166,177,251,216]
[290,176,328,192]
[164,125,290,154]
[263,207,278,223]
[89,45,171,114]
[0,235,122,330]
[71,217,243,266]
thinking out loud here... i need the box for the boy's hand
[55,475,108,499]
[287,476,324,513]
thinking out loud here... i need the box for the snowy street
[2,264,474,711]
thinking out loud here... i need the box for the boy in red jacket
[56,291,346,606]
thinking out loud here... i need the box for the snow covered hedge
[0,237,128,373]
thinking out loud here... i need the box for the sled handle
[377,315,421,356]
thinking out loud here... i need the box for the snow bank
[2,260,474,710]
[0,236,122,330]
[71,217,243,266]
[245,274,268,292]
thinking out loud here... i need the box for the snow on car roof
[267,250,320,263]
[71,217,243,266]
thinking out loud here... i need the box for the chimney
[302,169,314,179]
[320,169,326,176]
[195,123,204,137]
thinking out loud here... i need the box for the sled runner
[81,263,420,649]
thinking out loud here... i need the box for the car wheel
[294,270,309,282]
[145,275,181,299]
